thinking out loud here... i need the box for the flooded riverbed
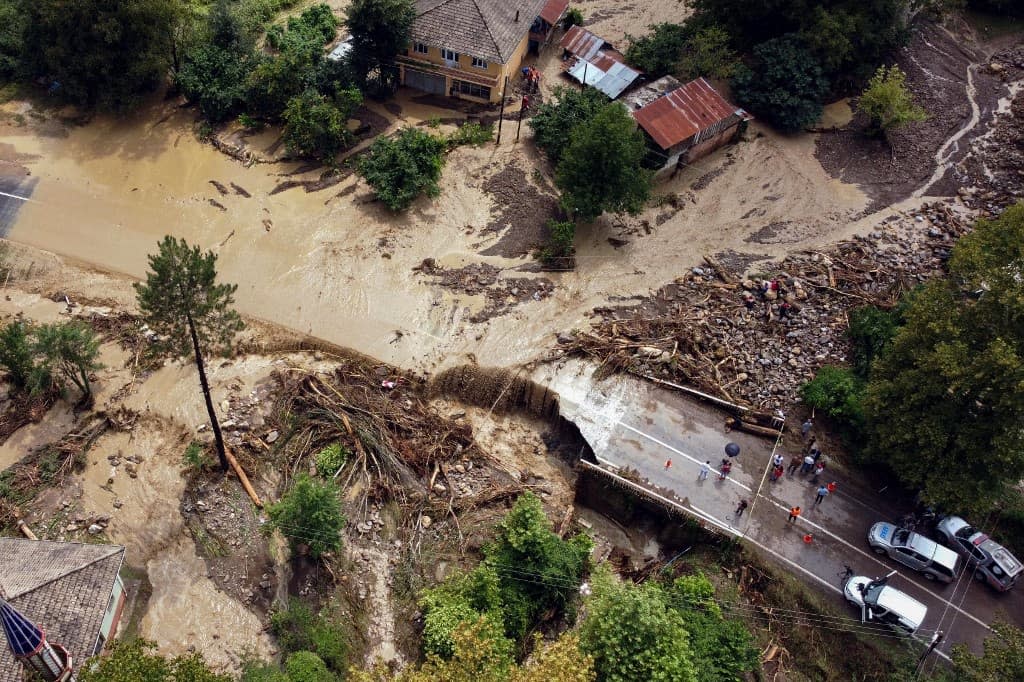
[0,87,870,376]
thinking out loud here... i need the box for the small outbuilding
[559,25,641,100]
[629,76,751,175]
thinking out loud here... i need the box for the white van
[844,574,927,635]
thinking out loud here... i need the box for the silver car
[935,516,1023,592]
[868,522,960,583]
[844,573,927,634]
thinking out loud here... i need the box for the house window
[453,79,491,100]
[442,48,459,64]
[413,42,428,55]
[471,56,488,70]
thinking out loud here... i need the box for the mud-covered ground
[815,20,1007,211]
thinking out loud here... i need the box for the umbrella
[724,442,741,458]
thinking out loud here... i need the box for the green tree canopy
[78,638,230,682]
[579,567,698,682]
[22,0,187,110]
[176,0,260,123]
[283,87,362,161]
[267,473,345,558]
[555,103,652,223]
[625,23,691,78]
[865,204,1024,512]
[135,236,244,471]
[345,0,415,94]
[858,64,927,136]
[528,86,607,163]
[32,320,103,401]
[358,127,447,211]
[951,621,1024,681]
[732,35,828,132]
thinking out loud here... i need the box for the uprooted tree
[135,236,244,472]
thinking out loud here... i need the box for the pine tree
[135,236,244,471]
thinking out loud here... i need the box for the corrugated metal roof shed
[539,0,569,24]
[632,77,750,150]
[566,58,641,100]
[560,25,608,61]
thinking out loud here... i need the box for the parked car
[935,515,1023,592]
[844,573,927,634]
[868,522,960,583]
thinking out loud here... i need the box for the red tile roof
[539,0,569,24]
[632,78,749,150]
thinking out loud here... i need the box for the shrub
[564,7,584,29]
[315,443,350,477]
[183,441,213,471]
[358,128,448,211]
[847,305,901,378]
[0,321,35,391]
[538,219,575,268]
[267,474,345,557]
[269,599,349,674]
[732,35,828,132]
[447,121,494,148]
[284,651,334,682]
[857,64,927,137]
[625,23,691,78]
[282,88,362,161]
[800,366,865,428]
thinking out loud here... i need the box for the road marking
[0,190,35,203]
[613,418,994,634]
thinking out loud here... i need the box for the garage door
[404,69,446,95]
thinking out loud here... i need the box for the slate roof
[632,77,750,150]
[413,0,548,64]
[0,539,125,681]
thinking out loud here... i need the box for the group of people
[740,276,800,320]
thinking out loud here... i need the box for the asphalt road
[536,360,1024,659]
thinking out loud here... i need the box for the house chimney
[515,10,519,21]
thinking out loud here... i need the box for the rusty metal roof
[560,25,611,61]
[632,77,750,150]
[539,0,569,24]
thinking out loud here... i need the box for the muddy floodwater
[0,94,875,376]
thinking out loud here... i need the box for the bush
[183,441,212,471]
[447,121,494,148]
[625,23,691,78]
[269,599,349,674]
[282,88,362,161]
[284,652,334,682]
[528,86,607,162]
[358,127,448,211]
[732,35,828,132]
[0,320,35,391]
[847,305,901,378]
[267,4,338,49]
[315,443,350,477]
[538,219,575,267]
[857,64,927,137]
[564,7,584,29]
[267,474,345,558]
[799,366,865,427]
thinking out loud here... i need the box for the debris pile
[415,259,554,322]
[556,202,970,411]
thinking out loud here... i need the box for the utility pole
[496,76,509,145]
[914,630,943,679]
[516,96,526,142]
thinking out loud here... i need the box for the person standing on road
[800,454,815,474]
[801,418,813,440]
[719,459,732,480]
[770,463,784,482]
[788,506,802,523]
[814,485,829,505]
[804,436,817,454]
[665,458,672,470]
[811,461,826,483]
[735,500,749,518]
[788,453,802,475]
[698,461,711,481]
[772,453,784,468]
[827,481,837,495]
